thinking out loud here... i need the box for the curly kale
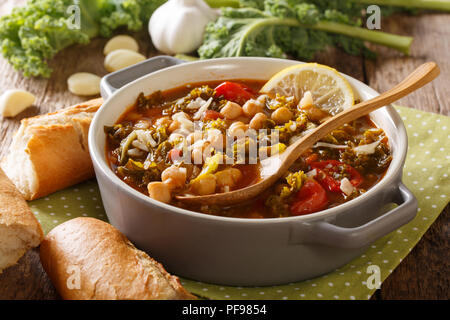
[2,0,449,77]
[199,0,450,61]
[0,0,89,77]
[265,169,307,216]
[271,0,449,15]
[198,7,297,59]
[199,0,416,61]
[280,170,307,198]
[0,0,164,77]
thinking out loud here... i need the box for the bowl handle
[100,55,185,99]
[293,183,417,249]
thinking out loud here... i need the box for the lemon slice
[260,63,354,115]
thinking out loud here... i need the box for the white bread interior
[1,123,37,198]
[0,168,43,272]
[1,98,102,200]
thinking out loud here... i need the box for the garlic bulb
[149,0,219,54]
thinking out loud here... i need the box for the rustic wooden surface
[0,1,448,300]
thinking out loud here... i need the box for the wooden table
[0,1,448,299]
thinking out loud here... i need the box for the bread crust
[39,217,196,300]
[0,168,43,272]
[1,98,103,200]
[26,122,94,199]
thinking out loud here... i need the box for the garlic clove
[104,49,146,72]
[67,72,101,96]
[0,89,36,117]
[103,35,139,55]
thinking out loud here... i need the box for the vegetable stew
[105,80,391,219]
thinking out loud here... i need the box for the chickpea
[168,120,181,133]
[229,122,244,130]
[246,135,258,155]
[207,129,224,150]
[303,105,330,123]
[172,111,191,121]
[161,165,187,190]
[271,107,293,124]
[190,174,217,195]
[203,143,214,159]
[257,94,268,105]
[147,182,172,204]
[230,168,243,181]
[134,119,151,129]
[215,168,242,191]
[220,101,242,120]
[242,99,263,117]
[228,121,248,138]
[191,147,204,165]
[156,116,172,127]
[249,112,267,130]
[187,131,203,145]
[168,133,185,143]
[191,141,211,165]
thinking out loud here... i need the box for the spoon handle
[282,62,440,167]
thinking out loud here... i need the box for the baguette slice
[0,168,43,272]
[1,98,103,200]
[40,217,196,300]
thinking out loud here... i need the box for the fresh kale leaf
[199,0,415,61]
[0,0,164,77]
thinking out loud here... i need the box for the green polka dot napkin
[29,106,449,300]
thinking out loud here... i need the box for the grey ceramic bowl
[89,56,417,286]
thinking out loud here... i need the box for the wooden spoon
[176,62,440,206]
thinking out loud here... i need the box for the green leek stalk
[204,0,241,8]
[354,0,450,12]
[206,0,450,11]
[228,17,413,56]
[313,21,413,55]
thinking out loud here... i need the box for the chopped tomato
[290,179,328,216]
[305,153,319,165]
[310,160,341,170]
[310,160,363,193]
[203,110,224,121]
[168,149,183,162]
[320,174,342,193]
[214,81,255,105]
